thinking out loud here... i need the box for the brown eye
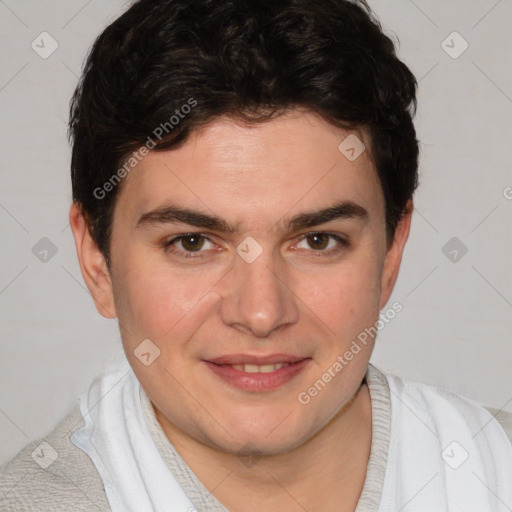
[164,233,216,259]
[179,234,206,251]
[294,232,349,255]
[306,233,330,250]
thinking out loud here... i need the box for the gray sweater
[1,364,511,512]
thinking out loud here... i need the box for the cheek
[112,256,223,342]
[299,257,382,338]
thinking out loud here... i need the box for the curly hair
[69,0,419,264]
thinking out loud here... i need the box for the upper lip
[205,354,309,365]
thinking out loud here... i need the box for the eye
[294,232,348,254]
[165,233,215,258]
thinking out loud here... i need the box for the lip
[203,355,311,392]
[206,353,308,365]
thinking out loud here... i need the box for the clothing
[69,357,198,511]
[1,359,511,511]
[381,373,512,510]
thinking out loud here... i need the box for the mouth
[202,354,311,392]
[229,362,291,373]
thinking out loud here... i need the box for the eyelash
[163,232,349,259]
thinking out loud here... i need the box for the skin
[70,109,412,511]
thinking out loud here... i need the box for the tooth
[258,364,276,373]
[233,362,292,373]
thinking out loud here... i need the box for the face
[72,109,410,456]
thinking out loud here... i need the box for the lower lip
[203,359,311,392]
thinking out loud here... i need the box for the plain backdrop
[0,0,511,465]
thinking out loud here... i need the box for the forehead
[114,110,384,229]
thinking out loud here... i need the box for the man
[1,0,511,510]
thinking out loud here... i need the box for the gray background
[0,0,511,465]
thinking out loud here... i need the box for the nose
[218,244,299,338]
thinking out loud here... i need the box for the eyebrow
[136,200,368,233]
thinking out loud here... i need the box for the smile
[229,363,290,372]
[203,356,311,392]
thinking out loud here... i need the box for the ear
[69,202,117,319]
[378,199,413,309]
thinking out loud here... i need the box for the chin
[205,411,313,455]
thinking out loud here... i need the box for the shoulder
[0,402,110,512]
[483,406,512,444]
[370,365,512,445]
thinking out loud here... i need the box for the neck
[155,380,372,512]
